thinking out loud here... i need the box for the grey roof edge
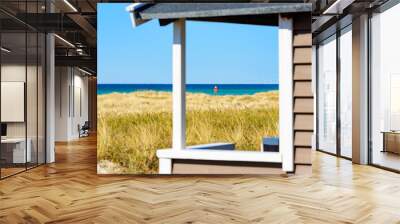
[137,3,312,20]
[126,3,148,12]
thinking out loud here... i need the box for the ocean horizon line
[97,83,279,96]
[98,83,279,85]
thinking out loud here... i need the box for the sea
[97,84,279,96]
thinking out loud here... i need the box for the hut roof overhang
[127,3,312,27]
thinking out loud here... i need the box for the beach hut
[127,3,313,174]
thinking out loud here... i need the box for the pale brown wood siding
[293,13,313,174]
[294,98,313,113]
[294,81,313,97]
[294,65,312,80]
[172,160,284,175]
[294,114,313,130]
[294,147,312,164]
[294,131,313,146]
[169,13,313,175]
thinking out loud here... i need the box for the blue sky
[98,3,278,84]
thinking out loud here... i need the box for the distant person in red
[213,85,219,94]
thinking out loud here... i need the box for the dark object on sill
[262,137,279,152]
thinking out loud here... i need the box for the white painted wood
[172,19,186,151]
[279,15,294,172]
[159,158,172,174]
[157,149,282,163]
[126,3,148,28]
[1,82,25,122]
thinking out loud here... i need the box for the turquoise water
[98,84,279,96]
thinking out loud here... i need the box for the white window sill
[157,148,282,163]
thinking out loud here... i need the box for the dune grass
[97,91,278,174]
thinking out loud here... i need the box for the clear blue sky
[98,3,278,84]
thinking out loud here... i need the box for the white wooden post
[279,15,294,172]
[172,19,186,151]
[159,158,172,174]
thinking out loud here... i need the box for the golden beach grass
[97,91,278,174]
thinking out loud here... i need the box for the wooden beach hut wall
[127,3,314,174]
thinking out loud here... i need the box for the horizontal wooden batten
[293,13,312,175]
[293,33,312,47]
[172,160,284,175]
[294,81,313,97]
[293,47,312,64]
[294,131,313,147]
[294,114,313,130]
[294,98,313,113]
[157,149,282,163]
[294,65,311,80]
[294,147,311,164]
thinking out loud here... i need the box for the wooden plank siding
[165,13,313,175]
[292,13,313,174]
[294,114,313,130]
[294,65,312,80]
[172,160,284,175]
[294,131,313,146]
[294,81,313,97]
[294,98,313,113]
